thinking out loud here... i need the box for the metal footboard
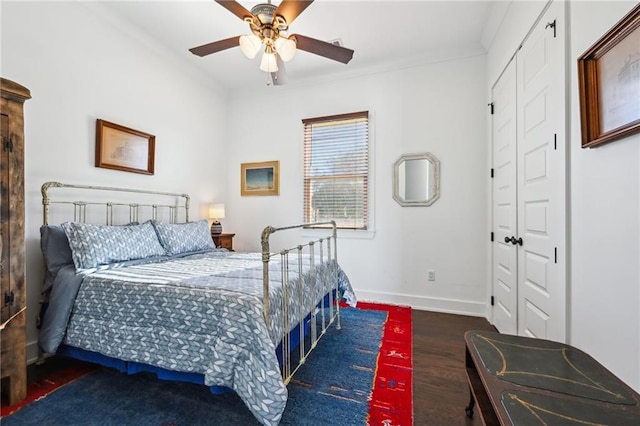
[261,221,341,385]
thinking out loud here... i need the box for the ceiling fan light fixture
[239,34,262,59]
[260,51,278,73]
[275,36,296,62]
[190,0,355,84]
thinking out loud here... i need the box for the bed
[37,181,356,426]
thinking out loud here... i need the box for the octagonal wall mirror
[393,152,440,207]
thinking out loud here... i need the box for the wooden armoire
[0,78,31,405]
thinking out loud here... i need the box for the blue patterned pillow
[61,221,167,271]
[152,219,214,255]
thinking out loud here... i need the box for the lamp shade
[260,51,278,72]
[275,37,296,62]
[208,204,225,220]
[239,34,262,59]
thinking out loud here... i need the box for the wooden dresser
[0,78,30,406]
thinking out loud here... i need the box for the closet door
[491,59,518,335]
[490,1,566,342]
[516,0,566,342]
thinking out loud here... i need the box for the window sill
[301,228,376,240]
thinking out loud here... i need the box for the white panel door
[516,1,566,342]
[491,59,518,335]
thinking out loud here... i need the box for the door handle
[504,236,523,246]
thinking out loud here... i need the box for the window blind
[302,111,369,230]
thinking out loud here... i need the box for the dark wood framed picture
[95,119,155,175]
[578,4,640,148]
[240,160,279,196]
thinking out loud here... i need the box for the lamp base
[211,222,222,236]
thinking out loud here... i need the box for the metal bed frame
[41,181,342,385]
[261,222,341,384]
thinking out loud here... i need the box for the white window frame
[301,110,375,239]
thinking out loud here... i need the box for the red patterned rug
[357,302,413,426]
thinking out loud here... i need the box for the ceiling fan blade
[273,0,314,26]
[189,36,240,57]
[215,0,256,24]
[270,55,288,86]
[291,34,354,64]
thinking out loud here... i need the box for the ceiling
[99,1,498,92]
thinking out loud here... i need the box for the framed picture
[95,119,155,175]
[578,4,640,148]
[241,160,280,196]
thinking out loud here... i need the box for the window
[303,111,369,230]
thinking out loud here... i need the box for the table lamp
[208,203,225,236]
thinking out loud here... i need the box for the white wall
[486,0,640,391]
[569,0,640,392]
[225,54,489,316]
[1,1,229,361]
[8,0,638,393]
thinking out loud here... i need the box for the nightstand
[212,233,235,251]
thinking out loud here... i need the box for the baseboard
[355,289,488,318]
[27,339,41,365]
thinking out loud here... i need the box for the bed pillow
[61,221,167,271]
[40,225,74,292]
[152,219,215,255]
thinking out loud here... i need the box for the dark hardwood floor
[9,309,496,425]
[413,309,496,425]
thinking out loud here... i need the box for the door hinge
[488,102,494,115]
[545,19,557,38]
[4,291,15,306]
[554,133,557,150]
[490,168,494,178]
[490,296,495,306]
[554,247,558,264]
[490,232,494,242]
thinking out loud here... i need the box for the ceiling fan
[189,0,355,85]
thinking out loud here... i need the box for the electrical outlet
[428,270,436,281]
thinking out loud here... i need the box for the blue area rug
[3,307,386,425]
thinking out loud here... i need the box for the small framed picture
[241,160,280,196]
[95,119,155,175]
